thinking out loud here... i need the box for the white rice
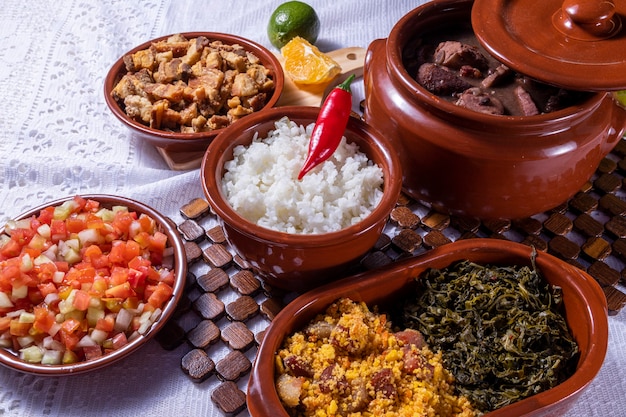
[222,117,384,234]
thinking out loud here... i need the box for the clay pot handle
[553,0,622,40]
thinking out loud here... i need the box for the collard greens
[399,260,579,413]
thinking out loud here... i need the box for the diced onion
[6,309,25,318]
[44,293,60,306]
[48,322,61,338]
[43,336,65,351]
[20,253,33,272]
[12,285,28,300]
[41,245,59,262]
[41,350,63,365]
[18,311,35,323]
[114,308,133,332]
[17,335,35,347]
[78,228,102,246]
[76,335,97,348]
[37,223,51,239]
[34,254,54,265]
[0,292,14,308]
[20,345,44,363]
[89,329,109,344]
[52,271,64,284]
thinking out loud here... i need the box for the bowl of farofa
[248,239,608,416]
[0,194,186,376]
[104,32,284,152]
[201,105,402,293]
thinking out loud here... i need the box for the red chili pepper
[298,74,356,180]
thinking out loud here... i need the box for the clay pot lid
[472,0,626,91]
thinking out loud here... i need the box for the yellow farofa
[275,298,478,417]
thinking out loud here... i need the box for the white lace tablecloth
[1,1,625,416]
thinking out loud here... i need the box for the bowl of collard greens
[249,238,608,417]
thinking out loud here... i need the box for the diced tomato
[59,329,80,351]
[37,206,55,225]
[65,216,87,233]
[55,261,69,273]
[147,282,174,309]
[61,318,81,334]
[110,332,128,350]
[123,240,141,262]
[9,228,36,246]
[35,262,58,283]
[112,211,135,235]
[33,306,56,333]
[104,282,136,299]
[37,282,58,298]
[83,198,100,212]
[149,231,167,252]
[71,195,86,210]
[86,217,106,231]
[9,320,31,337]
[137,215,154,233]
[28,289,44,306]
[84,246,110,270]
[127,268,148,289]
[0,239,21,259]
[0,263,21,292]
[65,264,96,284]
[50,219,68,243]
[133,231,151,249]
[128,256,150,270]
[83,345,103,360]
[89,277,107,296]
[0,316,11,332]
[109,267,129,286]
[145,266,162,284]
[72,290,91,311]
[108,241,125,265]
[95,315,115,333]
[22,245,42,260]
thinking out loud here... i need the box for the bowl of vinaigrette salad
[0,195,186,375]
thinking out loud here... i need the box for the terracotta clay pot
[363,0,626,219]
[104,32,284,153]
[200,106,402,293]
[248,239,608,417]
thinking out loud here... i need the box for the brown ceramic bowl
[104,32,284,153]
[0,195,187,375]
[248,238,609,417]
[363,0,626,219]
[201,106,402,293]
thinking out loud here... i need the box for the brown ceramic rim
[247,239,609,416]
[472,0,626,91]
[383,0,605,125]
[200,105,403,248]
[103,32,285,150]
[0,194,187,376]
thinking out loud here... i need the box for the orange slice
[281,36,341,85]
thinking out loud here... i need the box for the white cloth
[0,1,625,416]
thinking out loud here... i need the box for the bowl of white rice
[201,106,402,292]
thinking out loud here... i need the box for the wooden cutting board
[157,47,366,171]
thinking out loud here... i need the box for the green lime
[267,1,320,50]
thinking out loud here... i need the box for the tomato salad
[0,196,175,365]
